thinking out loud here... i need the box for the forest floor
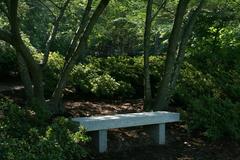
[65,99,240,160]
[0,78,240,160]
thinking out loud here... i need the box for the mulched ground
[65,99,240,160]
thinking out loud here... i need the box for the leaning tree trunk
[143,0,153,110]
[65,0,93,64]
[154,0,190,111]
[143,0,166,110]
[170,0,205,94]
[50,0,110,114]
[9,0,46,106]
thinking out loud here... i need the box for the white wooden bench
[72,111,180,153]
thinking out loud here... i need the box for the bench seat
[72,111,180,153]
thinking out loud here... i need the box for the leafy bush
[43,52,65,96]
[187,96,240,141]
[34,52,65,97]
[71,56,165,98]
[71,64,134,98]
[90,74,120,97]
[0,98,89,160]
[174,62,218,106]
[71,63,102,95]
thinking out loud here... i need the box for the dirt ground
[65,99,240,160]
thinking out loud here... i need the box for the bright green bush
[71,63,135,98]
[188,96,240,141]
[0,98,89,160]
[71,63,102,95]
[90,74,120,97]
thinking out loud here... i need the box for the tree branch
[65,0,93,63]
[151,0,167,22]
[48,0,61,9]
[143,0,153,110]
[38,0,56,18]
[171,0,206,89]
[41,0,70,67]
[154,0,190,110]
[51,0,110,108]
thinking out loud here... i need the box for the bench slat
[72,111,180,131]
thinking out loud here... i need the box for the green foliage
[34,52,64,96]
[0,98,89,160]
[188,96,240,141]
[71,63,103,95]
[174,62,218,106]
[90,74,134,98]
[90,74,121,97]
[71,61,135,98]
[71,56,165,98]
[43,52,65,95]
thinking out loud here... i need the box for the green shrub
[0,98,89,160]
[71,63,102,95]
[90,74,120,97]
[71,64,135,98]
[71,56,165,98]
[174,62,218,107]
[187,96,240,141]
[90,74,134,98]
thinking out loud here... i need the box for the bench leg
[91,130,108,153]
[148,123,165,145]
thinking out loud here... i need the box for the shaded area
[65,99,240,160]
[0,82,239,160]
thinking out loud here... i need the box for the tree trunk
[143,0,153,110]
[16,53,34,105]
[50,0,110,113]
[170,0,205,94]
[154,0,190,111]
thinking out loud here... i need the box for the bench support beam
[148,123,165,144]
[91,130,107,153]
